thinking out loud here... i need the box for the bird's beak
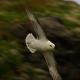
[53,44,55,48]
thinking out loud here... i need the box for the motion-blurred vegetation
[0,0,80,80]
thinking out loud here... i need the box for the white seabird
[25,9,62,80]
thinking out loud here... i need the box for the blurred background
[0,0,80,80]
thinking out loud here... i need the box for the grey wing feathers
[26,9,46,40]
[43,52,62,80]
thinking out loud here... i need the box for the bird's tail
[43,52,62,80]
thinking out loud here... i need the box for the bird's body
[25,33,55,53]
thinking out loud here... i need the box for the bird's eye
[50,45,52,47]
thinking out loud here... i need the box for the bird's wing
[26,9,47,40]
[43,52,62,80]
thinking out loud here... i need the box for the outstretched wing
[26,9,47,40]
[43,52,62,80]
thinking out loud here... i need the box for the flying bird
[25,9,62,80]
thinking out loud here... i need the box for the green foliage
[0,40,23,77]
[0,0,80,28]
[0,11,26,23]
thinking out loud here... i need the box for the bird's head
[47,41,55,50]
